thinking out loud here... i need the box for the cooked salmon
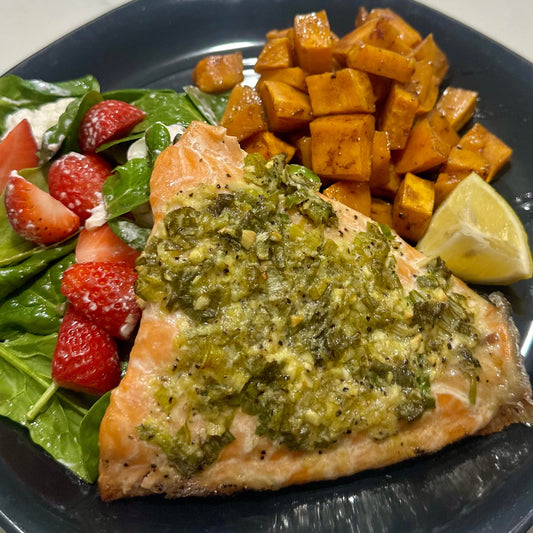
[98,121,533,501]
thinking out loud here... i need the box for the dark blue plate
[2,1,532,531]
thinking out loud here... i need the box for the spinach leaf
[0,332,94,481]
[0,167,49,267]
[79,391,111,483]
[184,85,230,125]
[0,75,99,136]
[40,90,103,162]
[0,238,76,300]
[0,253,74,339]
[130,90,205,132]
[146,122,171,165]
[101,158,152,220]
[109,218,151,251]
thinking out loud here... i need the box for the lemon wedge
[417,172,532,284]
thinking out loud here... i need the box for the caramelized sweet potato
[347,44,415,83]
[241,131,296,162]
[441,146,490,180]
[310,114,375,181]
[370,130,391,187]
[402,60,433,115]
[458,123,513,182]
[306,68,375,116]
[255,38,294,73]
[293,10,333,74]
[258,80,313,132]
[370,197,394,227]
[434,172,464,207]
[220,85,267,142]
[436,87,478,131]
[412,34,448,84]
[258,67,308,93]
[366,8,422,50]
[378,83,418,150]
[322,180,371,216]
[192,52,244,93]
[293,135,313,168]
[392,172,435,242]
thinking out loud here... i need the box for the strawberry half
[61,261,141,340]
[4,174,80,245]
[52,306,121,396]
[76,223,140,267]
[0,119,39,193]
[48,152,113,222]
[79,99,146,153]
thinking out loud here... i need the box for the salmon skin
[98,121,533,501]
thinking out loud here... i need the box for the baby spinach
[0,74,99,136]
[184,85,230,125]
[109,218,151,251]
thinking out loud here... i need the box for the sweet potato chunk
[293,10,333,74]
[220,85,267,142]
[322,181,371,216]
[241,131,296,162]
[394,116,453,174]
[347,44,415,83]
[427,110,460,148]
[403,60,433,115]
[458,123,513,182]
[392,172,435,242]
[366,8,422,49]
[370,164,401,199]
[310,114,375,181]
[306,68,375,116]
[436,87,478,131]
[412,34,448,84]
[258,80,313,132]
[370,197,393,227]
[378,83,418,150]
[293,135,313,168]
[441,146,490,180]
[434,172,464,207]
[370,130,391,187]
[257,67,308,93]
[192,52,244,93]
[255,38,294,73]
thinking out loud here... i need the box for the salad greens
[0,73,226,482]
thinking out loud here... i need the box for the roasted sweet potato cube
[347,44,415,83]
[332,19,381,65]
[266,27,294,41]
[458,123,513,182]
[392,172,435,242]
[258,80,313,132]
[378,83,418,150]
[293,135,313,168]
[370,164,401,199]
[403,60,433,114]
[255,38,294,73]
[192,52,244,93]
[310,114,375,181]
[220,85,267,142]
[441,146,490,180]
[370,130,391,187]
[436,87,478,131]
[356,6,369,27]
[306,68,375,116]
[394,117,453,174]
[366,8,422,49]
[368,74,392,103]
[370,197,393,227]
[412,34,448,84]
[293,10,333,74]
[427,110,460,148]
[434,172,464,207]
[257,67,308,93]
[417,78,439,115]
[241,131,296,162]
[322,181,371,216]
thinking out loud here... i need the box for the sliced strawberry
[4,174,80,245]
[79,99,146,153]
[0,119,39,193]
[48,152,113,222]
[61,261,140,340]
[52,306,120,395]
[76,223,140,267]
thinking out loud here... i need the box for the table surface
[0,0,532,75]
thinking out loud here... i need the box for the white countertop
[0,0,532,75]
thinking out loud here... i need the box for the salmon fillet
[98,121,533,501]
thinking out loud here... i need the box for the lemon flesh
[417,172,532,284]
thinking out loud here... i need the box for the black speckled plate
[2,1,533,531]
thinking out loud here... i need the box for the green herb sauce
[135,154,480,476]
